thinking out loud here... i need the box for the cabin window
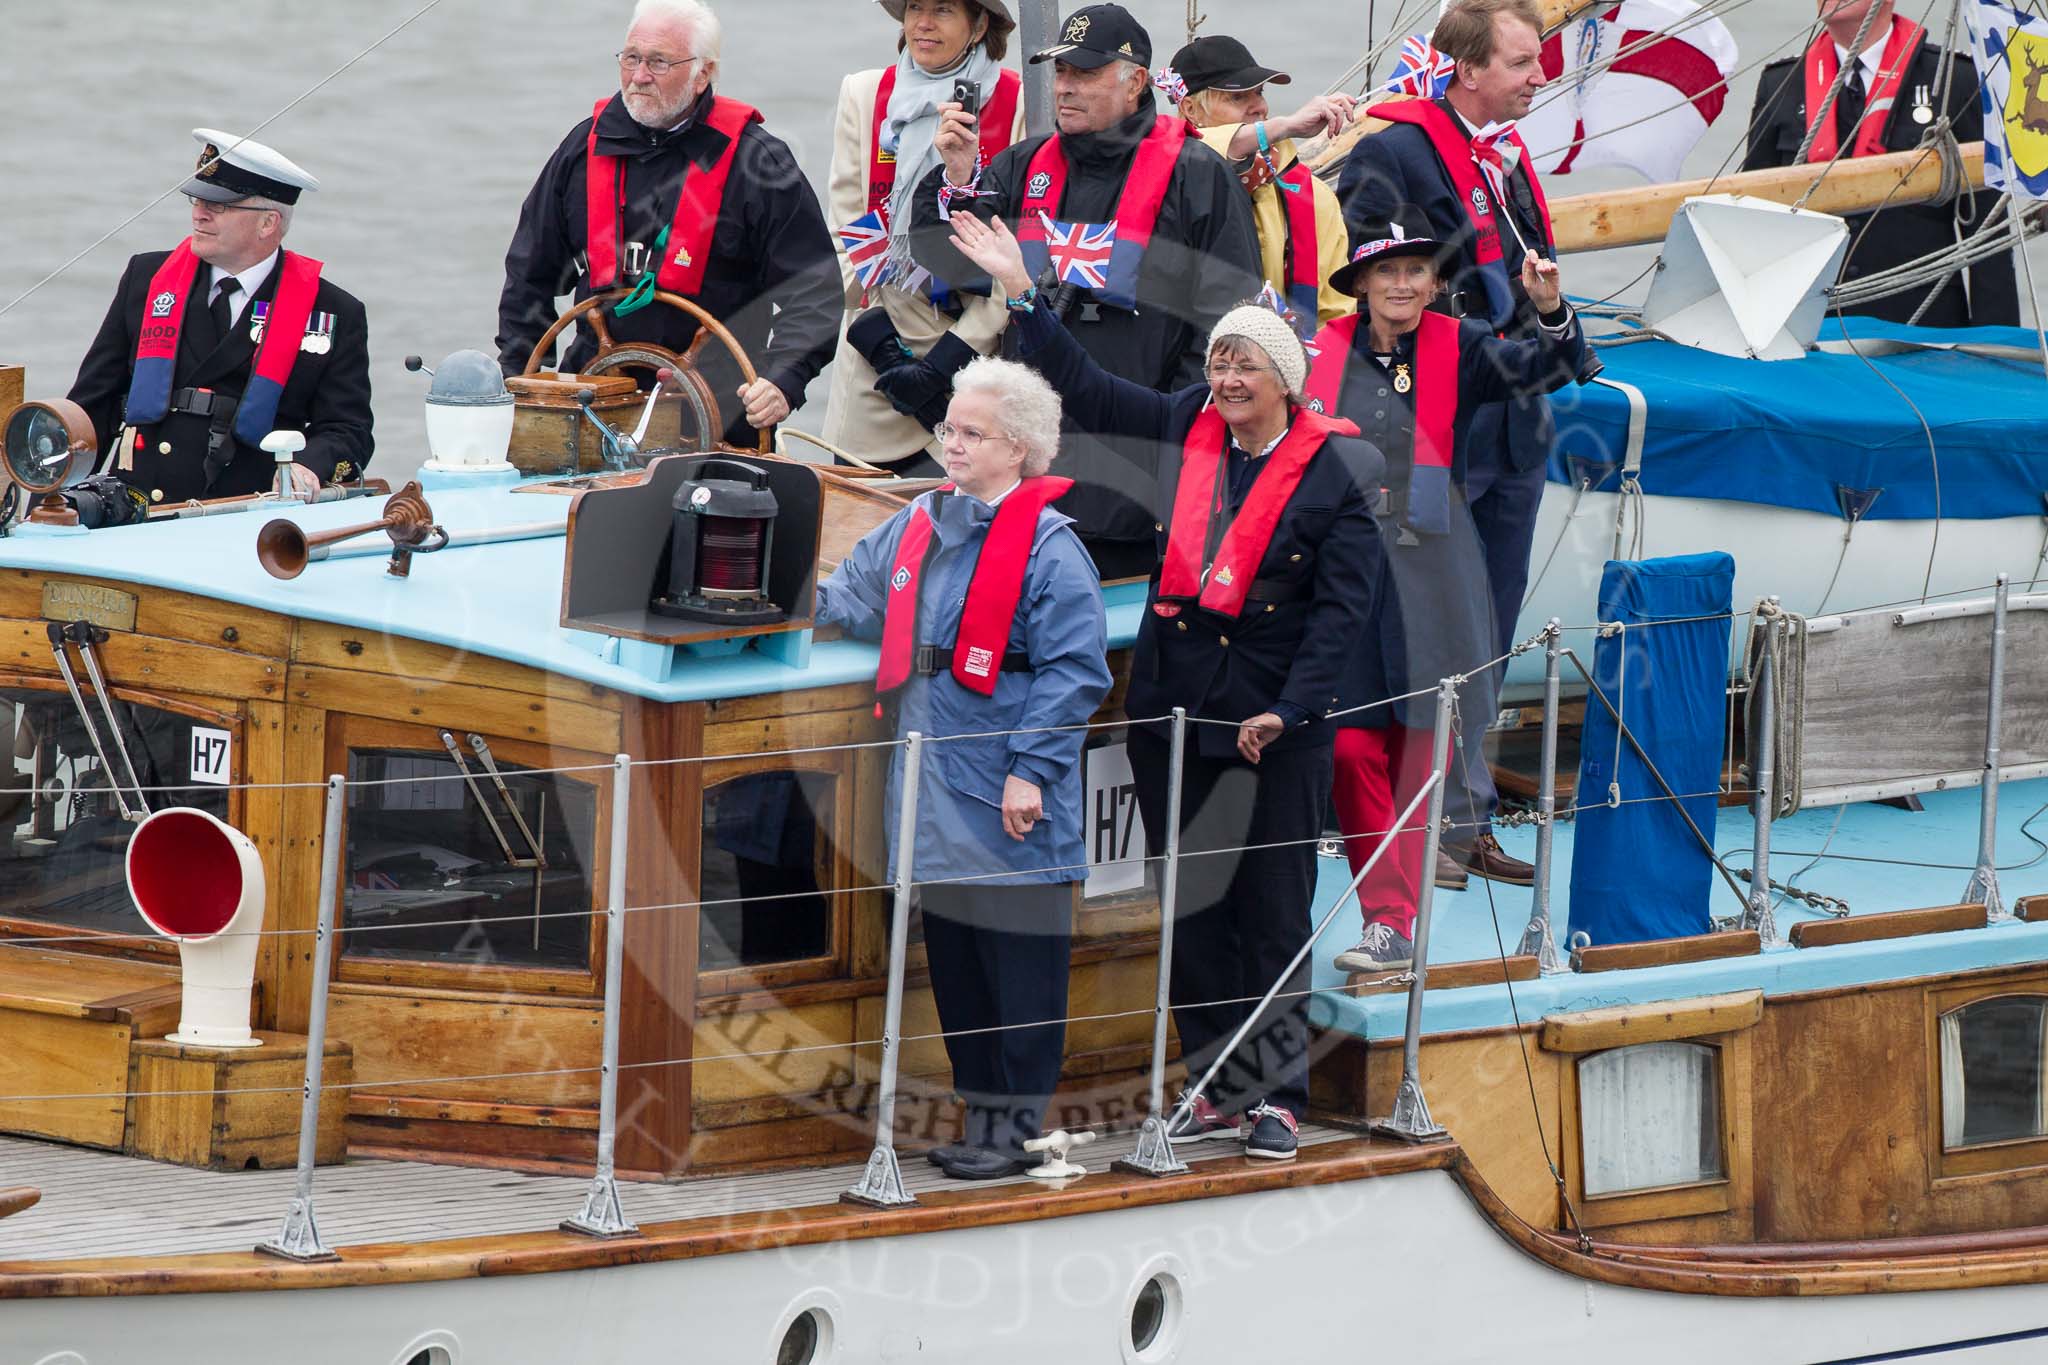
[0,687,228,936]
[699,769,837,972]
[1578,1041,1725,1196]
[341,746,598,970]
[1940,996,2048,1150]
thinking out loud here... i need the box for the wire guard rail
[0,580,2032,1242]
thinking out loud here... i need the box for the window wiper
[438,730,551,951]
[46,623,148,821]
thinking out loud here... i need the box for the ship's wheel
[521,289,772,454]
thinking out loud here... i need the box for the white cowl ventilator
[126,807,266,1048]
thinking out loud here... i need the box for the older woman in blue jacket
[816,355,1112,1180]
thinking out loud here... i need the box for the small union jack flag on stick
[1038,213,1117,290]
[1383,34,1457,98]
[838,210,893,291]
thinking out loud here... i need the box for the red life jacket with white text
[876,478,1073,699]
[584,95,763,295]
[1154,406,1357,619]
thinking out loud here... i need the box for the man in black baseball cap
[911,2,1260,578]
[1166,35,1357,327]
[1027,2,1150,69]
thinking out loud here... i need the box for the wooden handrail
[1789,902,1987,949]
[0,1187,39,1221]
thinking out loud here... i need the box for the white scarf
[881,41,1003,284]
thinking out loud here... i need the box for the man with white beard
[497,0,841,445]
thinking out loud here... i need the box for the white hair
[243,196,293,237]
[629,0,722,64]
[951,357,1063,477]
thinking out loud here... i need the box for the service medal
[1393,363,1413,394]
[249,301,269,344]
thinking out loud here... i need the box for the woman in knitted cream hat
[949,211,1382,1163]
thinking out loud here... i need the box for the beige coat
[821,66,1027,466]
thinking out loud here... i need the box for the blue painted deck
[0,466,1149,703]
[1309,777,2048,1039]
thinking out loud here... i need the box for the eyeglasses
[185,196,277,214]
[1205,361,1277,381]
[616,50,700,75]
[933,421,1015,452]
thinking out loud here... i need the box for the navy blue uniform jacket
[69,250,373,503]
[1743,44,2018,329]
[1012,300,1383,759]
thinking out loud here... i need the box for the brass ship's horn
[257,482,436,580]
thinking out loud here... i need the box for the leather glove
[873,331,981,431]
[845,308,912,375]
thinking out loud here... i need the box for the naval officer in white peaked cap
[67,129,374,506]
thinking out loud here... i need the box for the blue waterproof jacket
[817,486,1112,886]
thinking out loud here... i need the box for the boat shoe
[1443,832,1534,886]
[937,1146,1031,1180]
[1243,1103,1299,1160]
[1164,1090,1239,1145]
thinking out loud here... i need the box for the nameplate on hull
[42,582,137,633]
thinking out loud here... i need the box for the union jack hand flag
[838,210,893,291]
[1038,213,1117,290]
[1383,34,1457,98]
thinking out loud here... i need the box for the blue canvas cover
[1569,552,1735,947]
[1546,317,2048,521]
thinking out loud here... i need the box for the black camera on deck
[65,476,149,530]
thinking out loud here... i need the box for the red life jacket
[1802,14,1925,163]
[1305,312,1459,537]
[584,94,763,296]
[1273,160,1322,323]
[1015,115,1188,309]
[1155,406,1358,619]
[866,66,1022,218]
[1366,100,1553,329]
[124,241,324,449]
[875,477,1074,700]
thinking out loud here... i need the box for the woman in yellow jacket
[1168,35,1357,328]
[821,0,1027,474]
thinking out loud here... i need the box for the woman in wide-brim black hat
[821,0,1025,474]
[1311,205,1587,976]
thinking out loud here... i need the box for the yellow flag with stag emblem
[1970,0,2048,197]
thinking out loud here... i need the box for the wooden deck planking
[0,1124,1358,1262]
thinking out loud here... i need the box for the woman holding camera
[821,0,1026,472]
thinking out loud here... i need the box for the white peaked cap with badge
[183,128,320,205]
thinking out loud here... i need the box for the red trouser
[1329,725,1435,938]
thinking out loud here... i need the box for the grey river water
[2,0,2044,487]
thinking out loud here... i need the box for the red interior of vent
[129,810,244,939]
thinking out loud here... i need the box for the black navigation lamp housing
[651,457,785,626]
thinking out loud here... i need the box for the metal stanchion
[257,774,346,1262]
[1966,576,2011,920]
[1742,606,1780,946]
[845,732,923,1208]
[1371,678,1455,1144]
[564,754,638,1237]
[1516,622,1568,975]
[1119,710,1190,1177]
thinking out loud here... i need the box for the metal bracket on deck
[1371,1076,1449,1144]
[842,1145,915,1209]
[1114,1114,1189,1178]
[561,1172,638,1239]
[257,1195,338,1263]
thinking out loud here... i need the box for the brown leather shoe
[1433,851,1469,891]
[1444,832,1535,887]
